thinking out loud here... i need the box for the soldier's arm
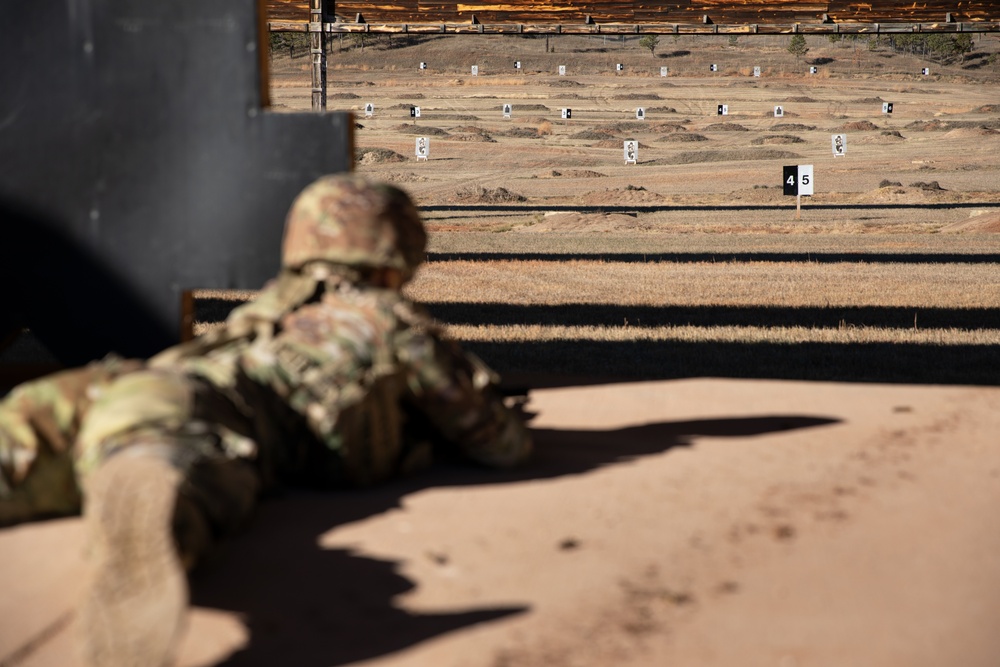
[396,324,532,468]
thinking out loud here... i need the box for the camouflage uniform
[1,175,532,667]
[0,356,143,525]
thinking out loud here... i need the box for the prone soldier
[0,174,533,667]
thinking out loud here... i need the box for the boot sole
[79,453,187,667]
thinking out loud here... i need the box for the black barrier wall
[0,0,353,364]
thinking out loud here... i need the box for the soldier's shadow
[191,414,838,666]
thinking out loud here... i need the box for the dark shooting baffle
[0,0,352,365]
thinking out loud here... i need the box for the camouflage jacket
[145,267,532,487]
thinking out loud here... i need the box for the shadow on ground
[192,413,838,666]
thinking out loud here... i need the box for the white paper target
[624,141,637,164]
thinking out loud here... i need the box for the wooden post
[796,193,801,220]
[256,0,271,107]
[310,0,326,111]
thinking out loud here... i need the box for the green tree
[952,33,974,62]
[788,34,809,59]
[639,34,659,56]
[269,32,310,59]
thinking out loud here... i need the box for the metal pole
[310,0,326,111]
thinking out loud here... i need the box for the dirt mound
[703,123,749,132]
[451,125,488,134]
[511,104,550,111]
[909,180,946,191]
[659,149,802,164]
[329,92,359,99]
[394,124,449,136]
[380,171,430,183]
[856,132,906,144]
[770,123,816,131]
[390,96,425,106]
[751,135,804,145]
[851,97,884,103]
[650,122,687,133]
[943,127,999,139]
[764,109,798,118]
[548,79,584,87]
[939,210,1000,233]
[432,114,480,121]
[355,147,406,164]
[975,104,1000,113]
[452,132,496,142]
[612,93,662,100]
[593,139,651,149]
[498,126,543,138]
[784,96,816,103]
[579,188,666,206]
[659,133,708,142]
[514,212,650,232]
[545,169,607,178]
[840,120,879,131]
[599,121,651,132]
[646,107,678,114]
[906,120,947,131]
[571,129,618,140]
[451,185,526,203]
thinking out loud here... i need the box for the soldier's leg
[79,448,187,667]
[0,440,81,526]
[78,434,259,667]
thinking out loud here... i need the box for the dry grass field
[258,33,1000,384]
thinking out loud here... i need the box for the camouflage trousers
[0,368,259,563]
[0,364,433,562]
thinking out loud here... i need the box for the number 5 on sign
[798,165,813,195]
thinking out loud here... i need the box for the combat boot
[78,451,188,667]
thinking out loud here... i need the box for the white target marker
[624,140,637,164]
[415,137,429,160]
[832,133,847,157]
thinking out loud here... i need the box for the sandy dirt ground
[2,377,1000,667]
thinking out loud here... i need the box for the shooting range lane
[2,378,999,666]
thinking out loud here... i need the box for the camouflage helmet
[281,174,427,279]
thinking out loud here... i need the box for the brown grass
[407,260,1000,309]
